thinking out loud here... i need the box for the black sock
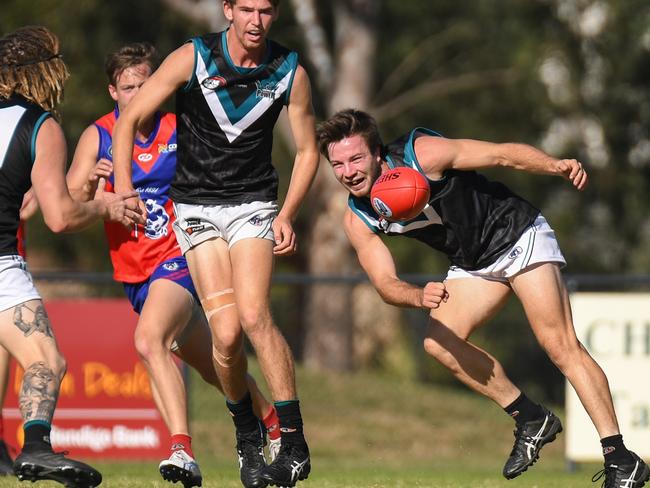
[601,434,634,465]
[275,400,306,448]
[504,393,545,425]
[22,421,52,453]
[226,392,259,434]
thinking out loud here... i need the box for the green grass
[0,363,603,487]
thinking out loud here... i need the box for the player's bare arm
[67,125,113,201]
[344,209,447,310]
[112,43,194,195]
[415,136,588,190]
[30,118,138,231]
[273,65,319,256]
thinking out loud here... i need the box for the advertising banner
[3,299,169,460]
[567,293,650,462]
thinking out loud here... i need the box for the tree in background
[3,0,649,395]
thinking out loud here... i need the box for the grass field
[0,363,603,487]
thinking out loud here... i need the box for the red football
[370,167,430,221]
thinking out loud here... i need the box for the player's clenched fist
[420,281,448,309]
[556,158,588,191]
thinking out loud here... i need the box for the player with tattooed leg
[0,26,137,487]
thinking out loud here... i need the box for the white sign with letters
[567,293,650,462]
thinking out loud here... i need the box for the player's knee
[133,331,166,363]
[239,306,272,336]
[52,354,67,381]
[423,336,459,369]
[213,324,243,351]
[423,336,445,359]
[544,336,582,370]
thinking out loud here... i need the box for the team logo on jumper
[255,80,278,100]
[372,197,393,219]
[138,153,153,162]
[107,145,113,157]
[158,143,177,154]
[144,199,169,239]
[508,246,523,259]
[202,75,227,90]
[162,261,180,272]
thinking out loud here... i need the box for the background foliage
[2,0,650,403]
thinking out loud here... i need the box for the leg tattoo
[13,303,54,338]
[19,362,59,423]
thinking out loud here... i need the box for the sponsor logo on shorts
[248,215,270,226]
[162,262,180,271]
[508,246,523,259]
[202,76,227,90]
[183,218,208,236]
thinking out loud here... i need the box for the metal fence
[32,271,650,290]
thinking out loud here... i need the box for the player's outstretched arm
[31,118,139,232]
[112,43,193,196]
[415,136,588,190]
[67,125,113,202]
[273,65,320,256]
[344,209,447,310]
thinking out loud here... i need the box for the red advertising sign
[3,299,169,459]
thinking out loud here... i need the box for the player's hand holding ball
[371,167,430,221]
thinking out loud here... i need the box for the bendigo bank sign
[4,299,169,459]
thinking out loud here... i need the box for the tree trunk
[302,0,379,371]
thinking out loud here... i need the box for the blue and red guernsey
[95,108,180,283]
[16,221,26,258]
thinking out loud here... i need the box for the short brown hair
[316,109,383,160]
[0,26,69,114]
[104,42,157,86]
[224,0,280,7]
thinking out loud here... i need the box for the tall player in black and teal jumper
[111,1,318,487]
[317,109,650,488]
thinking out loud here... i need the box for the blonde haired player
[0,25,138,486]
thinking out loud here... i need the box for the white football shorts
[445,214,566,282]
[0,255,41,312]
[173,201,278,255]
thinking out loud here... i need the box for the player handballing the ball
[317,108,649,488]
